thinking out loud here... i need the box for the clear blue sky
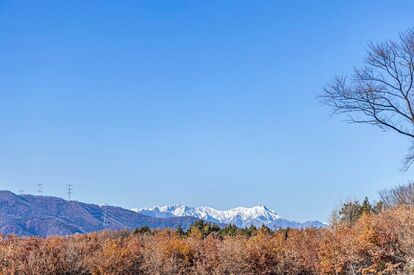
[1,1,414,221]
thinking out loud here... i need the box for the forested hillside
[0,191,196,236]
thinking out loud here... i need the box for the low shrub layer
[0,206,413,274]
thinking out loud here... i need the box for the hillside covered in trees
[1,184,414,274]
[0,191,197,236]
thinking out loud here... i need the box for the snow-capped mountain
[133,205,325,229]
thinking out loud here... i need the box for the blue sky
[1,1,414,221]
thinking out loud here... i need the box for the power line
[37,184,43,195]
[66,184,73,200]
[102,204,108,229]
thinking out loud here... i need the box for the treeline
[1,184,414,274]
[135,220,263,239]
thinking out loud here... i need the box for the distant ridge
[0,191,325,236]
[0,191,196,236]
[135,204,326,229]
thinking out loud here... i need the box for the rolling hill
[0,191,196,236]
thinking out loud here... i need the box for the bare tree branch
[320,29,414,169]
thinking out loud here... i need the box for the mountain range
[135,204,326,229]
[0,191,324,236]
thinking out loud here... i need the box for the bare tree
[379,182,414,208]
[321,29,414,168]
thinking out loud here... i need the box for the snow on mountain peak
[133,204,324,229]
[133,204,320,230]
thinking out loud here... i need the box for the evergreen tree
[175,225,186,237]
[241,225,257,237]
[361,197,373,214]
[283,227,290,240]
[189,220,220,238]
[133,226,151,235]
[339,200,362,225]
[219,224,239,237]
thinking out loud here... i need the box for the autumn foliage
[0,206,413,274]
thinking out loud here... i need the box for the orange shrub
[0,207,412,274]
